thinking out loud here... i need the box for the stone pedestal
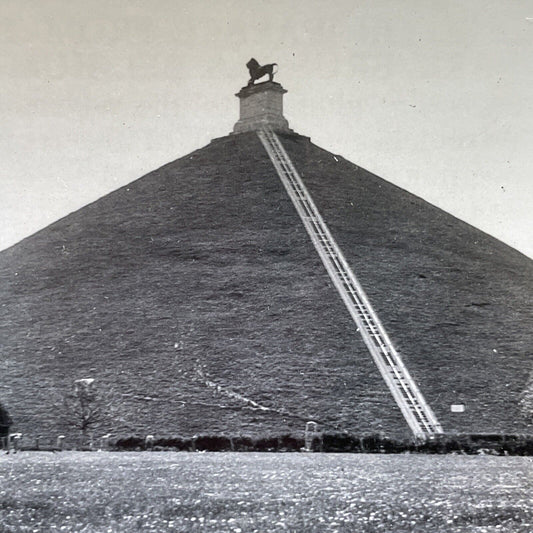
[233,81,292,134]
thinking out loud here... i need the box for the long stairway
[258,126,443,439]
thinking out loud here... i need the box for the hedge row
[112,433,533,455]
[321,433,533,455]
[114,434,304,452]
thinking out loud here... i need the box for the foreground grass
[0,452,531,532]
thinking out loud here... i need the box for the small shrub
[443,438,463,454]
[360,434,382,453]
[254,436,280,451]
[309,436,322,452]
[419,437,447,454]
[389,438,410,453]
[500,435,531,456]
[323,433,359,453]
[195,435,232,452]
[279,434,304,452]
[523,436,533,456]
[232,436,254,451]
[154,437,191,451]
[115,436,144,450]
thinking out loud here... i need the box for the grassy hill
[1,131,531,441]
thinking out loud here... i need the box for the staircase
[258,126,443,439]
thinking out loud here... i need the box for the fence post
[7,433,22,454]
[57,435,65,451]
[304,421,320,452]
[100,434,111,451]
[145,435,154,451]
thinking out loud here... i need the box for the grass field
[0,452,531,532]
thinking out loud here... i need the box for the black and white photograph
[1,1,532,531]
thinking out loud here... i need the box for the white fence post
[304,421,320,452]
[145,435,154,451]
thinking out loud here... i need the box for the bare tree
[60,378,116,443]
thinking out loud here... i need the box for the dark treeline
[108,433,533,456]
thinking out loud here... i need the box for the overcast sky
[1,1,532,258]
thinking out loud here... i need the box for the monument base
[233,81,292,134]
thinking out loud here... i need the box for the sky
[1,1,532,258]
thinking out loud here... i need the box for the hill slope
[1,131,531,440]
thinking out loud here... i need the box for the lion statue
[246,58,277,86]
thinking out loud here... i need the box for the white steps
[258,126,443,439]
